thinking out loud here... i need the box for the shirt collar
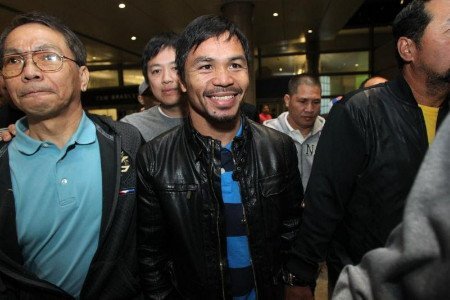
[13,112,96,155]
[224,121,243,151]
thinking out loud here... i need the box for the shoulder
[89,114,143,149]
[263,112,287,131]
[250,120,293,147]
[140,122,184,151]
[120,107,158,123]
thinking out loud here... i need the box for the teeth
[210,95,233,101]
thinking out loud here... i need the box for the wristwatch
[282,271,312,287]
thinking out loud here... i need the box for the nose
[22,56,42,81]
[162,67,175,84]
[211,66,233,87]
[304,102,314,112]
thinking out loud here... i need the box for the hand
[0,124,16,142]
[284,285,314,300]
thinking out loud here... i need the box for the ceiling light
[400,0,404,4]
[92,56,97,60]
[355,63,359,67]
[273,12,279,17]
[118,3,126,8]
[279,68,283,72]
[307,29,313,34]
[131,36,136,41]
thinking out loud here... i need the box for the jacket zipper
[241,202,259,298]
[209,140,227,299]
[232,149,259,298]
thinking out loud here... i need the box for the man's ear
[397,37,415,64]
[284,94,291,109]
[79,66,89,92]
[180,79,187,93]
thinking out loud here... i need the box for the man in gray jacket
[264,74,324,190]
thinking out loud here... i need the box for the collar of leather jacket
[184,113,251,170]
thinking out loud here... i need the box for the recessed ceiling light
[119,3,126,8]
[355,63,359,67]
[273,12,279,17]
[307,29,313,34]
[131,36,136,41]
[279,68,283,72]
[92,56,97,60]
[400,0,404,4]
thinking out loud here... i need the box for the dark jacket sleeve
[286,101,367,284]
[136,145,177,300]
[280,135,304,251]
[333,114,450,300]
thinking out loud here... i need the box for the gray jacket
[264,112,325,190]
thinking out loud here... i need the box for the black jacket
[0,114,143,299]
[137,116,303,299]
[286,75,449,288]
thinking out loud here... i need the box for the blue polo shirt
[9,112,102,298]
[221,124,256,300]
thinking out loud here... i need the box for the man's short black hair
[0,11,86,67]
[392,0,431,68]
[141,32,178,83]
[176,15,250,83]
[287,74,321,95]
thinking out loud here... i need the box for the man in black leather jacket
[285,0,450,299]
[137,15,303,299]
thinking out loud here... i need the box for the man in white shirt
[264,74,324,190]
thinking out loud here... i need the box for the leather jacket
[286,75,449,288]
[137,116,303,299]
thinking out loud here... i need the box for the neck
[160,103,186,118]
[27,107,84,149]
[190,112,241,146]
[403,67,449,107]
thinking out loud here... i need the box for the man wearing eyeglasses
[0,12,142,299]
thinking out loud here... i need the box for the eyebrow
[192,55,247,65]
[148,61,176,68]
[3,44,63,55]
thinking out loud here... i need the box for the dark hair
[287,74,321,95]
[141,32,179,83]
[0,11,86,67]
[392,0,431,68]
[176,15,250,83]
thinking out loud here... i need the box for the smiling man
[264,74,324,190]
[0,12,142,299]
[136,15,303,299]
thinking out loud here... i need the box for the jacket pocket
[258,174,288,238]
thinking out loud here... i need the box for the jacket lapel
[0,144,23,264]
[96,130,120,242]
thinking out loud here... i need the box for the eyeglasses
[1,50,79,79]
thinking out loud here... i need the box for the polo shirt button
[61,178,68,185]
[43,143,49,147]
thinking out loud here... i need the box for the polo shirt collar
[14,112,96,155]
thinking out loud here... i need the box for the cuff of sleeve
[284,260,319,287]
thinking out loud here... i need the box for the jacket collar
[184,113,251,163]
[388,74,417,106]
[388,74,450,107]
